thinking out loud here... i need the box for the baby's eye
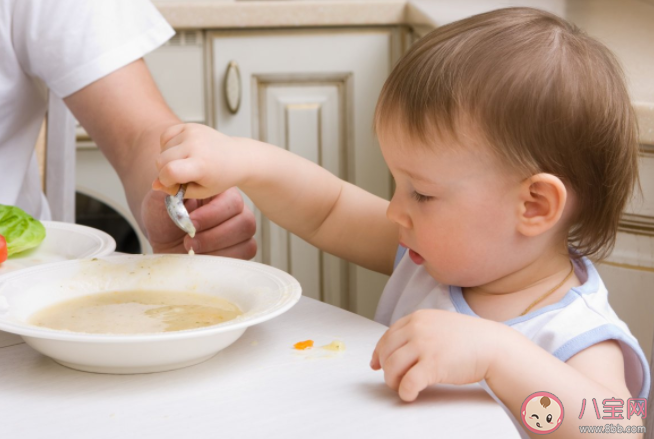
[530,414,539,419]
[546,414,553,423]
[412,191,433,203]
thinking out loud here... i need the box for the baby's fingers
[151,178,178,196]
[398,362,432,402]
[155,145,191,172]
[371,325,410,372]
[371,316,413,369]
[370,349,382,370]
[160,124,186,150]
[382,344,419,392]
[158,158,202,188]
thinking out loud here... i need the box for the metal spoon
[165,184,196,238]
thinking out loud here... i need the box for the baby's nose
[386,197,412,229]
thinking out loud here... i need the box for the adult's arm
[64,59,256,257]
[65,58,176,225]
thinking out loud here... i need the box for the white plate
[0,254,302,374]
[0,221,116,276]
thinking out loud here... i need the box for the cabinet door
[597,143,654,360]
[211,28,404,317]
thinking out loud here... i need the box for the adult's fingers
[184,207,256,255]
[186,238,257,260]
[187,189,244,226]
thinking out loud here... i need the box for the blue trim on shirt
[572,256,601,296]
[394,246,408,271]
[449,286,579,325]
[449,256,598,325]
[449,285,474,316]
[552,324,650,399]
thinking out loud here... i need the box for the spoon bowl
[165,184,196,237]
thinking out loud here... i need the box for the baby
[154,8,649,438]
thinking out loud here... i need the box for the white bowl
[0,254,301,374]
[0,221,116,276]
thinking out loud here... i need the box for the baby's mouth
[408,249,424,265]
[536,422,542,428]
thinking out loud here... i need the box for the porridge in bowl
[29,290,242,334]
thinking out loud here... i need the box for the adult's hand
[65,59,257,259]
[142,187,257,258]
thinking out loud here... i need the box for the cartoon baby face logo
[521,391,564,434]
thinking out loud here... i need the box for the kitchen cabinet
[210,27,406,317]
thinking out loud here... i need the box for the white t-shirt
[0,0,174,220]
[376,247,650,438]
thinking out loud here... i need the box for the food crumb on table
[321,340,345,351]
[292,340,346,352]
[293,340,314,350]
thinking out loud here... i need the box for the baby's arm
[371,310,643,438]
[494,328,642,438]
[154,123,398,274]
[487,331,643,438]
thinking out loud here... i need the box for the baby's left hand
[370,309,504,402]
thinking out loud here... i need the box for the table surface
[0,296,520,439]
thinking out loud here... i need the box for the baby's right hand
[153,123,247,199]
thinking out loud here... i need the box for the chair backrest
[43,91,77,223]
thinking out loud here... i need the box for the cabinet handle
[224,61,242,114]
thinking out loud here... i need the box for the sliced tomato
[0,235,6,264]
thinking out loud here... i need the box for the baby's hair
[374,7,639,261]
[540,396,551,408]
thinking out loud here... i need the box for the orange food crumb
[293,340,314,350]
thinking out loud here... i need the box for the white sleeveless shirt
[375,247,650,437]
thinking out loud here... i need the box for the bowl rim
[35,220,117,256]
[0,254,302,343]
[0,221,117,274]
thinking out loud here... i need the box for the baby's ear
[516,173,567,237]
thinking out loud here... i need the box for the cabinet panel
[262,84,347,306]
[211,28,402,316]
[599,145,654,360]
[143,30,206,123]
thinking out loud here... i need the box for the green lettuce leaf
[0,205,46,256]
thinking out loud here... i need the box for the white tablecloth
[0,297,519,438]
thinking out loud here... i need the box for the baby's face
[379,120,525,287]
